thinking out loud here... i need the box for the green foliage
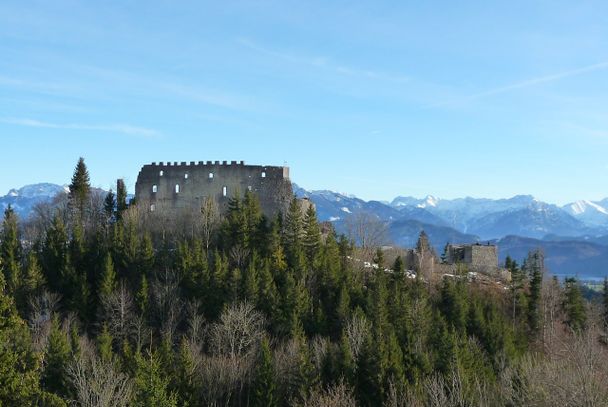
[251,337,276,407]
[68,157,91,220]
[604,277,608,329]
[0,163,589,406]
[98,323,113,363]
[563,277,587,332]
[133,350,178,407]
[0,206,21,296]
[104,189,115,219]
[99,252,117,299]
[0,281,42,405]
[116,179,128,220]
[42,316,72,398]
[526,250,544,337]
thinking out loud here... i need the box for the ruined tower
[135,161,293,218]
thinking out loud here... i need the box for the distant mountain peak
[417,195,439,208]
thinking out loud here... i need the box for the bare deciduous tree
[210,302,265,359]
[102,282,135,344]
[501,327,608,406]
[344,314,370,364]
[301,380,357,407]
[67,339,133,407]
[29,290,61,351]
[345,212,389,261]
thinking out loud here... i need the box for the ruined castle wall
[470,245,498,268]
[135,161,292,218]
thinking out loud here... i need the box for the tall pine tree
[68,157,91,222]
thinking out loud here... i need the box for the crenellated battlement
[149,160,247,167]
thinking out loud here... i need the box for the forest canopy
[0,158,607,406]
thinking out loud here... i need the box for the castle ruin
[135,161,293,218]
[399,236,509,282]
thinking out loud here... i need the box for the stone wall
[135,161,292,218]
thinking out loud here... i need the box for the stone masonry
[135,161,293,218]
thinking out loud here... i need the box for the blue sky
[1,0,607,205]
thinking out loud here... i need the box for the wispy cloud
[0,117,161,138]
[427,61,608,108]
[237,37,410,83]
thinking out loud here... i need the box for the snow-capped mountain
[4,181,608,278]
[0,183,68,219]
[467,201,589,240]
[562,200,608,227]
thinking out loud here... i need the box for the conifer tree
[42,214,68,293]
[283,197,304,269]
[99,252,117,299]
[104,189,115,220]
[243,189,263,250]
[136,274,149,315]
[98,323,113,363]
[22,251,45,306]
[251,337,277,407]
[526,249,544,337]
[0,205,21,295]
[116,179,128,220]
[563,277,587,332]
[42,316,72,398]
[243,256,259,303]
[133,350,178,407]
[175,338,198,407]
[68,157,91,221]
[257,260,279,324]
[303,205,321,266]
[392,256,404,273]
[0,272,44,405]
[603,277,608,329]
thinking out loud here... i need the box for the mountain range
[2,183,608,279]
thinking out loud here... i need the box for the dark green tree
[133,350,178,407]
[0,206,21,296]
[251,337,277,407]
[116,179,128,221]
[99,252,117,299]
[525,250,544,337]
[603,277,608,329]
[104,189,115,219]
[68,157,91,221]
[302,205,321,267]
[563,277,587,333]
[42,316,72,398]
[0,274,46,405]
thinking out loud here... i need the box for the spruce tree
[563,277,587,333]
[42,316,72,398]
[99,252,117,299]
[42,214,68,293]
[392,256,404,273]
[251,337,277,407]
[526,250,544,337]
[133,350,178,407]
[302,205,321,267]
[0,273,44,405]
[283,197,304,270]
[98,323,113,363]
[68,157,91,221]
[104,189,115,219]
[116,179,128,221]
[0,205,21,296]
[21,251,45,311]
[603,277,608,329]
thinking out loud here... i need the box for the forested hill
[1,158,607,406]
